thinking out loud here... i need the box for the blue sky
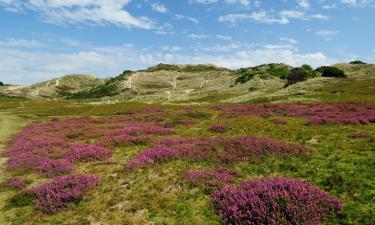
[0,0,374,84]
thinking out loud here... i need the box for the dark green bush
[350,60,366,65]
[0,81,4,86]
[285,65,316,87]
[316,66,346,78]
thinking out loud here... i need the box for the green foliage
[316,66,346,78]
[234,68,255,84]
[268,64,290,79]
[5,192,36,209]
[285,65,316,87]
[235,64,291,85]
[350,60,367,65]
[0,81,4,86]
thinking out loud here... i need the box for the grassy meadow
[0,99,374,225]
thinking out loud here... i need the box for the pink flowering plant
[211,177,343,225]
[30,174,100,214]
[125,136,308,170]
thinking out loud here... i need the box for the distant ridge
[1,62,374,103]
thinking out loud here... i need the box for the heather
[211,177,343,225]
[31,174,100,214]
[213,103,375,125]
[7,177,26,190]
[0,101,373,224]
[125,136,308,170]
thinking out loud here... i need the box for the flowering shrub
[7,156,73,177]
[208,125,228,133]
[31,174,100,214]
[126,136,308,170]
[66,143,111,162]
[211,177,343,225]
[185,168,237,192]
[7,177,26,190]
[212,103,375,125]
[125,147,177,170]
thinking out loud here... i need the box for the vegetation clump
[7,177,27,190]
[285,64,316,86]
[213,103,375,125]
[0,81,4,86]
[316,66,346,78]
[125,136,308,170]
[211,177,343,225]
[235,64,290,85]
[31,174,100,213]
[350,60,367,65]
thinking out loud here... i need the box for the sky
[0,0,375,84]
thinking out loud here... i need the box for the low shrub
[125,136,308,170]
[350,60,366,64]
[66,143,111,162]
[285,65,316,86]
[316,66,346,78]
[211,177,343,225]
[7,177,26,190]
[31,174,100,214]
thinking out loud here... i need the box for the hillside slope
[0,75,106,99]
[1,63,375,103]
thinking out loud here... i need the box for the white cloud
[341,0,357,6]
[322,4,337,9]
[297,0,310,9]
[175,14,199,24]
[187,34,233,41]
[216,35,232,41]
[340,0,375,7]
[218,10,320,25]
[0,38,43,48]
[280,37,298,45]
[0,0,153,29]
[151,3,168,13]
[308,14,330,20]
[315,30,339,40]
[190,0,218,4]
[223,0,251,7]
[188,34,211,40]
[0,40,340,84]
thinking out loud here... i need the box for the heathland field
[0,99,374,225]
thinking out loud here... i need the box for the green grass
[0,100,374,224]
